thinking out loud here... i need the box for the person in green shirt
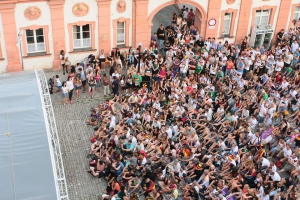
[216,69,224,82]
[284,66,293,77]
[195,60,203,82]
[132,72,142,89]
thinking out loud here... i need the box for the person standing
[60,50,68,75]
[66,76,74,104]
[157,24,165,52]
[61,81,69,106]
[103,73,110,97]
[79,68,86,93]
[112,76,119,95]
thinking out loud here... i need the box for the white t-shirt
[283,148,292,157]
[231,115,238,121]
[270,172,281,182]
[261,157,270,167]
[109,115,116,129]
[66,80,74,90]
[62,86,68,94]
[275,61,284,71]
[259,104,267,117]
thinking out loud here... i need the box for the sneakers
[78,96,81,99]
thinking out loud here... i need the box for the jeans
[158,39,164,50]
[129,55,134,65]
[103,85,109,96]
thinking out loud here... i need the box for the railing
[74,38,91,48]
[35,69,69,200]
[27,42,45,53]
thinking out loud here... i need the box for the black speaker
[141,76,151,90]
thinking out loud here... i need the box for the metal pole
[138,45,141,72]
[20,41,24,71]
[18,31,24,70]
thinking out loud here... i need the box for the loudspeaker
[141,76,151,90]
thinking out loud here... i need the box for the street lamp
[137,42,142,72]
[17,30,24,70]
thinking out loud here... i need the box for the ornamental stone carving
[24,6,41,20]
[175,0,183,5]
[73,3,89,17]
[116,0,126,13]
[226,0,235,4]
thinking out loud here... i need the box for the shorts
[279,107,287,112]
[153,76,162,82]
[57,86,62,89]
[100,58,105,63]
[82,80,86,85]
[63,92,68,97]
[75,86,82,90]
[126,83,132,88]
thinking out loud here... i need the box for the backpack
[275,160,282,169]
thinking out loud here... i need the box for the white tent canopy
[0,70,67,200]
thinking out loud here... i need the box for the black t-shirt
[145,172,156,182]
[157,28,165,40]
[284,177,295,188]
[277,32,283,40]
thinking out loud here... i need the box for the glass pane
[73,25,80,33]
[254,17,260,25]
[35,28,43,36]
[256,10,262,14]
[223,19,230,27]
[82,24,90,31]
[224,13,231,19]
[223,27,230,34]
[26,37,34,44]
[295,6,300,11]
[117,29,124,34]
[117,22,124,29]
[82,32,90,39]
[261,16,269,25]
[26,30,34,37]
[73,32,81,39]
[36,36,44,43]
[262,10,269,15]
[294,13,300,20]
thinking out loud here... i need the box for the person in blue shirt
[122,140,134,156]
[115,159,124,176]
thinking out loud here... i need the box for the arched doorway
[147,0,207,44]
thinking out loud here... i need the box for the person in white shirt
[291,40,299,53]
[108,113,116,131]
[275,58,284,72]
[259,157,270,170]
[165,125,173,139]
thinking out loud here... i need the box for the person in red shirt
[187,8,195,26]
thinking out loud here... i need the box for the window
[117,22,125,45]
[222,13,232,36]
[254,10,270,26]
[294,6,300,20]
[73,24,91,48]
[26,28,45,53]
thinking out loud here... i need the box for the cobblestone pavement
[151,5,178,36]
[45,68,147,200]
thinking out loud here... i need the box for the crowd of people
[55,5,300,200]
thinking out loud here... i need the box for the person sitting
[86,110,99,126]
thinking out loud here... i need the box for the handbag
[90,136,98,143]
[89,160,97,166]
[65,60,71,66]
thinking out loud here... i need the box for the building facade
[0,0,299,73]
